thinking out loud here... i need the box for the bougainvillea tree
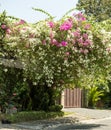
[0,11,111,110]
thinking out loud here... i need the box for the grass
[64,111,75,116]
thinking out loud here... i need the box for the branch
[32,8,53,19]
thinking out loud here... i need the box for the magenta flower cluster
[46,13,93,52]
[73,29,92,54]
[48,21,55,28]
[60,20,73,31]
[51,40,67,47]
[60,41,67,46]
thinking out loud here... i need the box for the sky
[0,0,78,23]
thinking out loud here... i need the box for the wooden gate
[64,88,83,108]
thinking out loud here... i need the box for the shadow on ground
[47,123,105,130]
[0,117,106,130]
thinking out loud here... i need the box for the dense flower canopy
[1,12,111,88]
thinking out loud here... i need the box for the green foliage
[0,11,7,39]
[77,0,111,21]
[48,105,63,112]
[0,65,62,111]
[0,65,30,112]
[26,83,61,111]
[87,86,104,108]
[0,11,7,56]
[3,111,64,123]
[99,82,111,108]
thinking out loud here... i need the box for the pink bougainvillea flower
[81,17,86,21]
[42,40,46,45]
[64,57,68,61]
[22,27,27,30]
[106,47,111,52]
[83,33,88,39]
[83,42,89,46]
[65,52,70,56]
[13,93,17,96]
[52,39,58,45]
[73,30,80,37]
[80,48,84,53]
[48,21,55,28]
[77,37,83,43]
[19,19,26,24]
[80,48,88,54]
[74,12,86,21]
[84,49,89,54]
[50,30,54,43]
[1,24,7,29]
[85,39,92,45]
[72,39,76,44]
[61,41,67,46]
[6,28,11,34]
[15,19,26,26]
[60,20,73,31]
[84,24,91,30]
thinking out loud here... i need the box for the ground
[1,108,111,130]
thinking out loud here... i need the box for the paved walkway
[0,108,111,130]
[63,108,111,120]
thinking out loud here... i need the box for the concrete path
[91,117,111,130]
[63,108,111,120]
[0,108,111,130]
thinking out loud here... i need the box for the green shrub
[87,86,104,108]
[48,105,63,112]
[3,111,64,123]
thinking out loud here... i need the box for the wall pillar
[61,91,65,108]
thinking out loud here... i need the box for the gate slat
[64,88,82,108]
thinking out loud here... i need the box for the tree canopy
[77,0,111,21]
